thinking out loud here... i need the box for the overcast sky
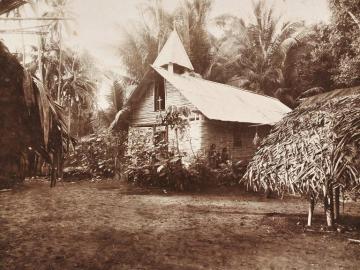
[70,0,331,70]
[0,0,331,108]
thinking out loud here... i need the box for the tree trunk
[334,186,340,221]
[16,9,26,65]
[175,128,180,154]
[57,24,63,103]
[324,187,334,227]
[50,153,59,188]
[50,160,56,187]
[68,105,71,136]
[307,198,315,226]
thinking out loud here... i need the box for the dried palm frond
[243,94,360,199]
[0,0,27,16]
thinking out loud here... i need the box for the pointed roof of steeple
[153,29,194,71]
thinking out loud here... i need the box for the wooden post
[175,127,180,155]
[168,62,174,73]
[307,198,315,226]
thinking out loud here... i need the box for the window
[189,111,202,121]
[154,76,165,111]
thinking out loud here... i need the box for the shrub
[123,131,247,191]
[64,131,127,179]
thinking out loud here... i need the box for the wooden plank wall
[128,77,272,162]
[167,119,203,159]
[129,83,157,126]
[130,81,196,126]
[200,121,270,161]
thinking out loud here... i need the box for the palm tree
[28,0,97,137]
[175,0,212,75]
[60,48,97,136]
[118,0,213,82]
[215,0,307,97]
[42,0,75,101]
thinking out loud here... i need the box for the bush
[121,106,248,191]
[123,131,247,191]
[64,131,127,179]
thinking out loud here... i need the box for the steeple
[153,29,194,72]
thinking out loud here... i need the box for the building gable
[153,29,194,71]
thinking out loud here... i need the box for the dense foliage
[118,0,213,82]
[328,0,360,87]
[214,1,308,96]
[121,106,247,191]
[64,131,127,179]
[124,128,246,191]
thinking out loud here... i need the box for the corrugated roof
[153,66,291,125]
[153,30,194,71]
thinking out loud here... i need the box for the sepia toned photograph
[0,0,360,269]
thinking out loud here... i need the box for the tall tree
[214,0,307,97]
[284,23,336,96]
[176,0,212,75]
[328,0,360,87]
[118,0,213,82]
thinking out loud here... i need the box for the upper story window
[154,76,165,111]
[189,111,202,121]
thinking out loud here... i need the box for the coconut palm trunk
[57,23,63,103]
[334,186,340,221]
[323,184,334,227]
[307,197,315,226]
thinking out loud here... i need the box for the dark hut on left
[0,41,71,188]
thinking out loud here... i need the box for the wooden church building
[115,30,291,161]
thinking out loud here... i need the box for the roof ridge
[150,66,291,125]
[157,67,282,102]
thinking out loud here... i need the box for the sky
[70,0,331,70]
[0,0,331,108]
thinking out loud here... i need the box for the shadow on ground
[1,179,360,270]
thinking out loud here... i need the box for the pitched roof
[153,30,194,71]
[301,86,360,107]
[0,0,27,16]
[152,66,291,125]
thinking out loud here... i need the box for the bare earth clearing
[1,179,360,270]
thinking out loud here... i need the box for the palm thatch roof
[0,0,27,15]
[243,92,360,198]
[0,40,72,184]
[301,85,360,107]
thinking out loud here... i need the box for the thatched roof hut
[0,41,71,187]
[243,90,360,226]
[0,0,27,15]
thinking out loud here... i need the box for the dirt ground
[1,179,360,270]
